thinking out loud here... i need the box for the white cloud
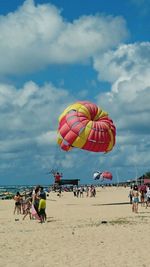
[0,80,83,182]
[93,42,150,173]
[0,79,116,182]
[0,81,73,151]
[36,130,57,145]
[0,0,128,76]
[94,42,150,83]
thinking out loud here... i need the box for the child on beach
[38,193,46,223]
[22,197,32,220]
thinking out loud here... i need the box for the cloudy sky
[0,0,149,185]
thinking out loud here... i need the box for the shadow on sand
[92,202,130,206]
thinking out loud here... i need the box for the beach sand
[0,186,150,267]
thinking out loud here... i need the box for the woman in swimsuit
[132,185,139,213]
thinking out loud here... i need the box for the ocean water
[0,185,50,198]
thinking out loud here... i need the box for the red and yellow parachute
[57,101,116,153]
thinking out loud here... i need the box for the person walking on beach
[132,185,139,213]
[38,192,47,223]
[129,186,133,204]
[73,186,77,197]
[79,186,84,197]
[32,185,40,214]
[40,186,46,200]
[22,196,32,220]
[76,187,80,197]
[90,185,96,197]
[14,192,22,215]
[146,186,150,208]
[85,186,89,197]
[140,190,146,207]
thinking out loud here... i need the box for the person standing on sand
[13,192,22,215]
[146,186,150,208]
[38,193,46,223]
[129,186,133,204]
[85,186,89,197]
[40,186,46,200]
[132,185,139,213]
[32,185,40,216]
[79,186,84,197]
[73,186,77,197]
[22,197,32,220]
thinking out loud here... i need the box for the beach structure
[58,179,80,186]
[50,169,80,187]
[119,173,150,187]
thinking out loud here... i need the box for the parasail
[93,171,112,181]
[101,171,112,180]
[57,101,116,153]
[93,172,102,180]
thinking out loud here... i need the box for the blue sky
[0,0,149,185]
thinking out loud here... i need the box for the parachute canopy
[101,171,113,180]
[93,171,113,181]
[93,172,102,180]
[57,101,116,153]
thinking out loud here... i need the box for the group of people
[129,184,150,213]
[13,185,47,223]
[72,185,96,198]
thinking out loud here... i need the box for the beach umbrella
[57,101,116,153]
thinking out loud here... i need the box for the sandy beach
[0,186,150,267]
